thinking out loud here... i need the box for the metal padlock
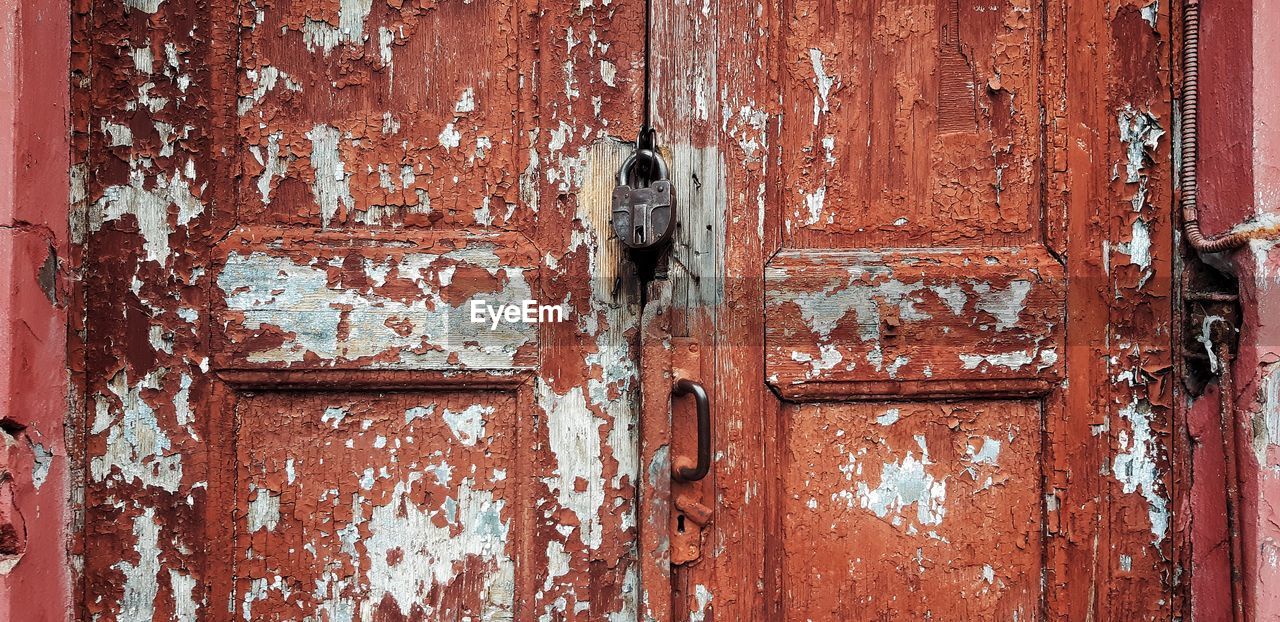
[611,149,676,250]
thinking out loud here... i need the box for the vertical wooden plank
[1058,0,1178,619]
[650,0,774,619]
[1104,0,1178,615]
[525,1,649,619]
[639,279,674,622]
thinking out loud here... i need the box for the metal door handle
[672,378,711,482]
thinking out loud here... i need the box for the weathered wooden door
[78,0,654,619]
[78,0,1178,620]
[638,0,1179,621]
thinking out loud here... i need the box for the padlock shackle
[615,149,670,187]
[616,153,638,187]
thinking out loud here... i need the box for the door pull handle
[672,378,711,482]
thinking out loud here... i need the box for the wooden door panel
[233,391,519,620]
[236,0,521,228]
[761,0,1059,615]
[78,0,649,616]
[766,246,1064,397]
[781,400,1041,620]
[780,0,1040,248]
[212,228,540,370]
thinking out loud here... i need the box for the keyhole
[634,224,646,244]
[677,514,686,533]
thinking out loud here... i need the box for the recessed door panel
[782,400,1041,619]
[234,391,517,620]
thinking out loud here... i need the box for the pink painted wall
[1240,0,1280,615]
[0,0,73,619]
[1197,0,1280,619]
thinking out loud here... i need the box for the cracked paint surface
[781,0,1039,247]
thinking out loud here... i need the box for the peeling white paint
[438,123,462,151]
[1118,218,1152,271]
[115,508,161,620]
[442,404,491,446]
[973,280,1031,331]
[959,349,1036,371]
[539,383,606,548]
[253,131,289,204]
[1114,398,1170,544]
[247,487,280,533]
[967,437,1002,465]
[404,405,434,425]
[378,27,395,87]
[599,60,617,87]
[101,119,134,147]
[804,185,827,225]
[123,0,164,13]
[238,66,301,116]
[809,48,835,124]
[25,439,53,490]
[169,569,198,621]
[217,247,535,368]
[322,406,348,428]
[362,476,514,619]
[91,371,184,492]
[306,124,354,228]
[302,0,375,54]
[691,584,713,622]
[791,344,843,378]
[454,88,476,114]
[1118,105,1165,183]
[94,170,205,265]
[876,408,901,426]
[837,437,946,527]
